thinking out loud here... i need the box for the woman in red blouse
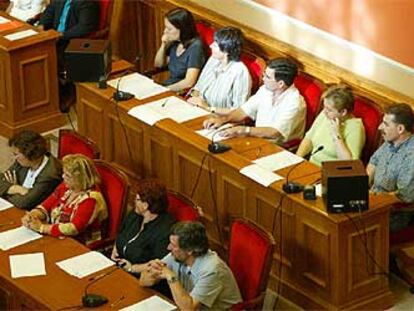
[21,154,108,245]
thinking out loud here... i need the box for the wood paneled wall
[108,0,413,110]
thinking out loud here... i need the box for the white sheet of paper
[0,16,11,24]
[128,96,209,125]
[4,29,37,41]
[108,73,168,100]
[195,123,233,142]
[0,197,13,211]
[10,252,46,278]
[253,150,304,172]
[56,251,115,278]
[120,295,176,311]
[240,164,283,187]
[0,226,42,251]
[315,183,322,197]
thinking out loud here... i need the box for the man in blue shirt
[140,222,242,310]
[367,103,414,231]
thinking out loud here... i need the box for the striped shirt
[194,57,251,109]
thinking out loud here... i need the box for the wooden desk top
[0,208,157,310]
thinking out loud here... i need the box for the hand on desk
[203,116,226,129]
[187,96,208,109]
[21,212,43,232]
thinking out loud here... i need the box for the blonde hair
[62,154,100,191]
[322,84,355,112]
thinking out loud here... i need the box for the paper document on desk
[56,251,115,278]
[0,197,13,211]
[4,29,37,41]
[128,96,209,125]
[120,295,176,311]
[253,150,304,172]
[0,16,11,24]
[0,226,42,250]
[10,252,46,278]
[240,164,283,187]
[108,73,168,100]
[195,123,233,142]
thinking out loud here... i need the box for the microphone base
[208,142,231,154]
[282,182,304,194]
[82,294,108,308]
[113,91,134,101]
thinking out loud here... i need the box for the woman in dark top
[111,179,175,275]
[154,8,206,92]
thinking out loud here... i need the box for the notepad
[10,252,46,278]
[253,150,304,172]
[0,197,13,211]
[120,295,176,311]
[4,29,37,41]
[0,226,42,250]
[240,164,283,187]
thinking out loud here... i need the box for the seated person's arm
[203,108,249,129]
[154,41,169,68]
[166,68,201,92]
[6,2,12,13]
[39,1,55,29]
[140,259,163,287]
[296,138,313,158]
[366,164,375,188]
[219,124,281,140]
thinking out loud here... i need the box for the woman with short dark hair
[111,179,175,275]
[154,8,206,92]
[187,26,251,113]
[0,130,62,210]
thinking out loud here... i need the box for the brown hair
[385,103,414,133]
[322,84,355,112]
[8,130,47,161]
[136,179,168,214]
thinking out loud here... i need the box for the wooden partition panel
[77,76,398,310]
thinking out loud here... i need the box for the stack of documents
[0,226,42,250]
[108,73,168,100]
[10,252,46,278]
[128,96,209,125]
[120,296,176,311]
[0,197,13,211]
[239,150,304,187]
[56,251,115,278]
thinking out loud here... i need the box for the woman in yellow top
[296,85,366,166]
[22,154,108,245]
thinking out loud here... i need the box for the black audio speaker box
[64,39,111,82]
[322,160,369,213]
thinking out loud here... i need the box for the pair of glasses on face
[262,72,276,82]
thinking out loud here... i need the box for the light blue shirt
[57,0,71,33]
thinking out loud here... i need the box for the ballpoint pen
[161,98,169,107]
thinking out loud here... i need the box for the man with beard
[140,222,241,310]
[367,103,414,232]
[203,57,306,145]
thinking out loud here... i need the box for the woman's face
[62,169,79,190]
[323,99,345,120]
[11,146,31,167]
[210,41,226,61]
[164,18,180,41]
[134,194,148,215]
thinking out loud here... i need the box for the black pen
[161,98,169,107]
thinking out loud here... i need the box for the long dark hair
[166,8,198,48]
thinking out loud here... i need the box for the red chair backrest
[353,95,383,164]
[94,160,129,241]
[97,0,112,31]
[167,191,199,221]
[196,21,215,56]
[294,72,324,130]
[229,219,275,307]
[58,129,100,160]
[240,53,265,94]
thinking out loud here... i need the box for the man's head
[379,103,414,144]
[168,222,209,264]
[264,58,298,92]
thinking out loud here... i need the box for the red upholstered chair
[88,0,114,39]
[58,129,100,160]
[196,21,215,55]
[229,219,275,310]
[240,53,266,94]
[87,160,129,251]
[283,71,324,150]
[167,190,201,221]
[353,94,383,165]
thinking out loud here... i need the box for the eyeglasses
[262,72,276,82]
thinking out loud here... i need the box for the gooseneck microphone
[82,262,126,308]
[208,126,232,154]
[282,146,324,194]
[113,72,134,102]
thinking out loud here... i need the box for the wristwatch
[167,275,178,284]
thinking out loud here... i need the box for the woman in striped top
[187,27,251,114]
